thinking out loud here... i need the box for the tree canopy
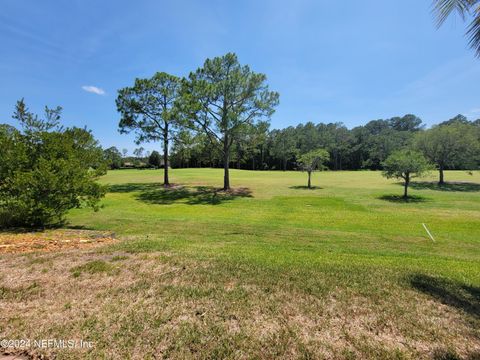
[168,113,438,172]
[414,122,480,184]
[382,149,433,198]
[104,146,123,169]
[148,150,162,168]
[117,72,183,186]
[297,149,330,189]
[180,53,279,190]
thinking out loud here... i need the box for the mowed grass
[1,169,480,359]
[73,169,480,272]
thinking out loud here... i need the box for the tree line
[106,113,480,183]
[168,114,480,175]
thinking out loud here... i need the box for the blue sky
[1,0,479,153]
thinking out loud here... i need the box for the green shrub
[0,100,107,228]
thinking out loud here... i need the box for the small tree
[297,149,329,189]
[148,150,162,168]
[382,149,432,198]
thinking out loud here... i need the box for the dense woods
[105,113,480,176]
[168,114,480,173]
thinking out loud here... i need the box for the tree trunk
[223,136,230,190]
[252,157,255,171]
[439,165,445,185]
[403,172,410,198]
[283,158,287,171]
[308,171,312,189]
[163,123,169,187]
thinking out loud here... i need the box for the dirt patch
[0,229,116,254]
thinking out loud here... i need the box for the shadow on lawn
[408,181,480,192]
[378,194,428,203]
[108,183,162,193]
[410,274,480,318]
[0,224,97,234]
[289,185,323,190]
[108,183,252,205]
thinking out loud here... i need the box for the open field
[1,169,480,359]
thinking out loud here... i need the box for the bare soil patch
[0,229,116,254]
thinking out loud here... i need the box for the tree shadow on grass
[410,274,480,318]
[64,225,96,231]
[0,227,42,234]
[408,181,480,192]
[289,185,323,190]
[0,224,97,234]
[108,183,164,193]
[378,194,428,203]
[108,183,252,205]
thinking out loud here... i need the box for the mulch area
[0,229,116,254]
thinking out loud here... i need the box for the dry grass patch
[0,247,479,359]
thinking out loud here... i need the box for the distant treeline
[105,114,480,173]
[170,114,480,172]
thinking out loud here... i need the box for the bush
[0,100,107,228]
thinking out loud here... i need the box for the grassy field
[1,169,480,359]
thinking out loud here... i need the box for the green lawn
[72,169,480,274]
[2,169,480,359]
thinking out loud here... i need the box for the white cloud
[82,85,105,95]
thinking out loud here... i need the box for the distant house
[122,158,166,169]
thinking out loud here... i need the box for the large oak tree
[181,53,279,190]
